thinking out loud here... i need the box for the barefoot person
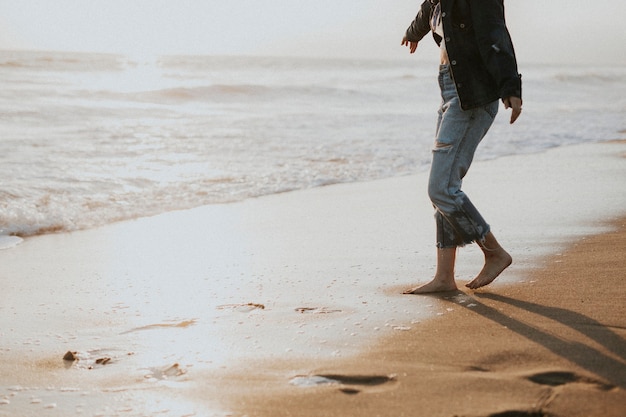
[402,0,522,293]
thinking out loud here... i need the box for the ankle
[433,272,456,285]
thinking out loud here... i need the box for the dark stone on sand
[63,351,78,361]
[95,357,111,365]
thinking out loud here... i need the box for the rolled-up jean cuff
[434,198,491,248]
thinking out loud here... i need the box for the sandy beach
[223,218,626,417]
[1,140,625,416]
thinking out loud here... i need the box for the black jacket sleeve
[405,1,433,43]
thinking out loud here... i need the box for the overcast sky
[1,0,624,65]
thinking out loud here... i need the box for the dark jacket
[406,0,522,110]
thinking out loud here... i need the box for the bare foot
[404,278,458,294]
[466,248,512,289]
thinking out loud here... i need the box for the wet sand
[1,141,625,416]
[223,217,626,417]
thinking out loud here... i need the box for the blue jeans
[428,65,499,248]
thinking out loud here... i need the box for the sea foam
[1,51,624,236]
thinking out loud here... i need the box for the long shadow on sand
[441,292,626,389]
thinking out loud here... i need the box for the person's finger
[510,107,522,124]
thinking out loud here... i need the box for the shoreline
[1,136,624,241]
[1,141,625,416]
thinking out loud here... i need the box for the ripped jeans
[428,65,499,248]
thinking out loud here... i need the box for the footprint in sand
[526,370,615,391]
[481,371,617,417]
[485,411,545,417]
[121,319,197,334]
[289,374,396,394]
[144,363,187,380]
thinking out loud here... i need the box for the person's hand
[503,96,522,124]
[401,36,418,54]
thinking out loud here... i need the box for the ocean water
[1,50,624,237]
